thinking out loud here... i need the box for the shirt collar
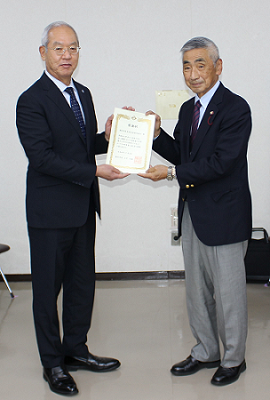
[45,70,76,93]
[194,80,220,109]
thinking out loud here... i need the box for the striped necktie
[65,87,86,138]
[190,100,201,148]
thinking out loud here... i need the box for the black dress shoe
[64,352,121,372]
[211,360,246,386]
[171,355,220,376]
[43,366,78,396]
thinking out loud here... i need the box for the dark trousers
[28,204,96,368]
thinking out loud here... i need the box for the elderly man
[140,37,252,386]
[16,21,130,396]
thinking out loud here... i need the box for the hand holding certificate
[106,108,155,173]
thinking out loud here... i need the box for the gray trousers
[181,204,248,368]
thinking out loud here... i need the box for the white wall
[0,0,268,274]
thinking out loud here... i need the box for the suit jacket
[153,82,252,246]
[16,72,108,229]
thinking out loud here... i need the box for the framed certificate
[106,108,155,173]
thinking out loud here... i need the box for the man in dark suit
[140,37,252,386]
[16,21,130,396]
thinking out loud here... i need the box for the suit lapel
[182,99,194,161]
[40,74,87,145]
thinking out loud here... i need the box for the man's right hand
[96,164,129,181]
[145,110,161,138]
[138,165,168,181]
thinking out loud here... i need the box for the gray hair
[180,37,220,65]
[41,21,79,49]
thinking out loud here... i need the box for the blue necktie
[190,100,201,147]
[65,87,86,138]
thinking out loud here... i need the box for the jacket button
[191,184,194,188]
[186,184,190,189]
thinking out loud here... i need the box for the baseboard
[2,274,32,282]
[96,271,185,281]
[1,271,185,282]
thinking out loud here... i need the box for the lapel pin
[208,111,214,126]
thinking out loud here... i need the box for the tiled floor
[0,279,269,399]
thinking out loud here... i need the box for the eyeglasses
[47,46,81,56]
